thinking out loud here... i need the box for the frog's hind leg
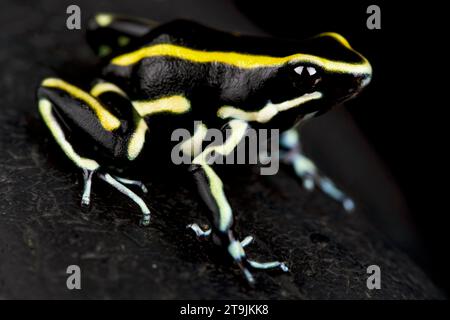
[38,97,100,208]
[280,129,355,212]
[37,78,151,224]
[87,13,159,58]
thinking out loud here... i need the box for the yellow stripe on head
[316,32,352,49]
[41,78,121,131]
[111,43,371,75]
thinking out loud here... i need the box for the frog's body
[37,14,371,284]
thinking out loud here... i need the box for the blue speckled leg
[112,175,148,194]
[280,129,355,212]
[98,173,151,226]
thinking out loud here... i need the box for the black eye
[294,66,317,76]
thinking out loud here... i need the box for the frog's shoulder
[139,19,230,48]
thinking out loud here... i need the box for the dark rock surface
[0,0,444,299]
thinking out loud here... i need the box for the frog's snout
[359,72,372,88]
[351,72,372,94]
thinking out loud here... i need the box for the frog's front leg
[37,78,151,225]
[280,129,355,212]
[189,120,288,284]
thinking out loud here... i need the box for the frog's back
[138,19,301,57]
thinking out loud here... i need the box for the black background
[0,0,446,298]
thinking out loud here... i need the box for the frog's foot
[187,223,254,248]
[81,168,95,207]
[294,157,354,212]
[280,129,355,213]
[227,237,289,284]
[80,170,151,225]
[98,173,151,226]
[317,176,355,212]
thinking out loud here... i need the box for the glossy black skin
[39,17,368,169]
[92,18,368,132]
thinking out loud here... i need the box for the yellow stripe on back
[42,78,121,131]
[111,43,371,74]
[90,82,127,98]
[132,95,191,117]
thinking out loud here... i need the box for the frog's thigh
[38,78,120,149]
[37,95,101,207]
[89,80,149,161]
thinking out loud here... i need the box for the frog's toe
[80,168,95,208]
[98,172,151,226]
[240,235,254,248]
[247,259,289,272]
[186,222,212,238]
[111,175,148,194]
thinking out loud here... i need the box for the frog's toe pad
[186,223,211,238]
[247,259,289,272]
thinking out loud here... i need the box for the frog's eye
[294,66,317,76]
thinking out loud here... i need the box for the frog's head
[275,32,372,123]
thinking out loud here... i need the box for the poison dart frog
[37,13,372,284]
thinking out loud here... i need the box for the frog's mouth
[321,71,372,105]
